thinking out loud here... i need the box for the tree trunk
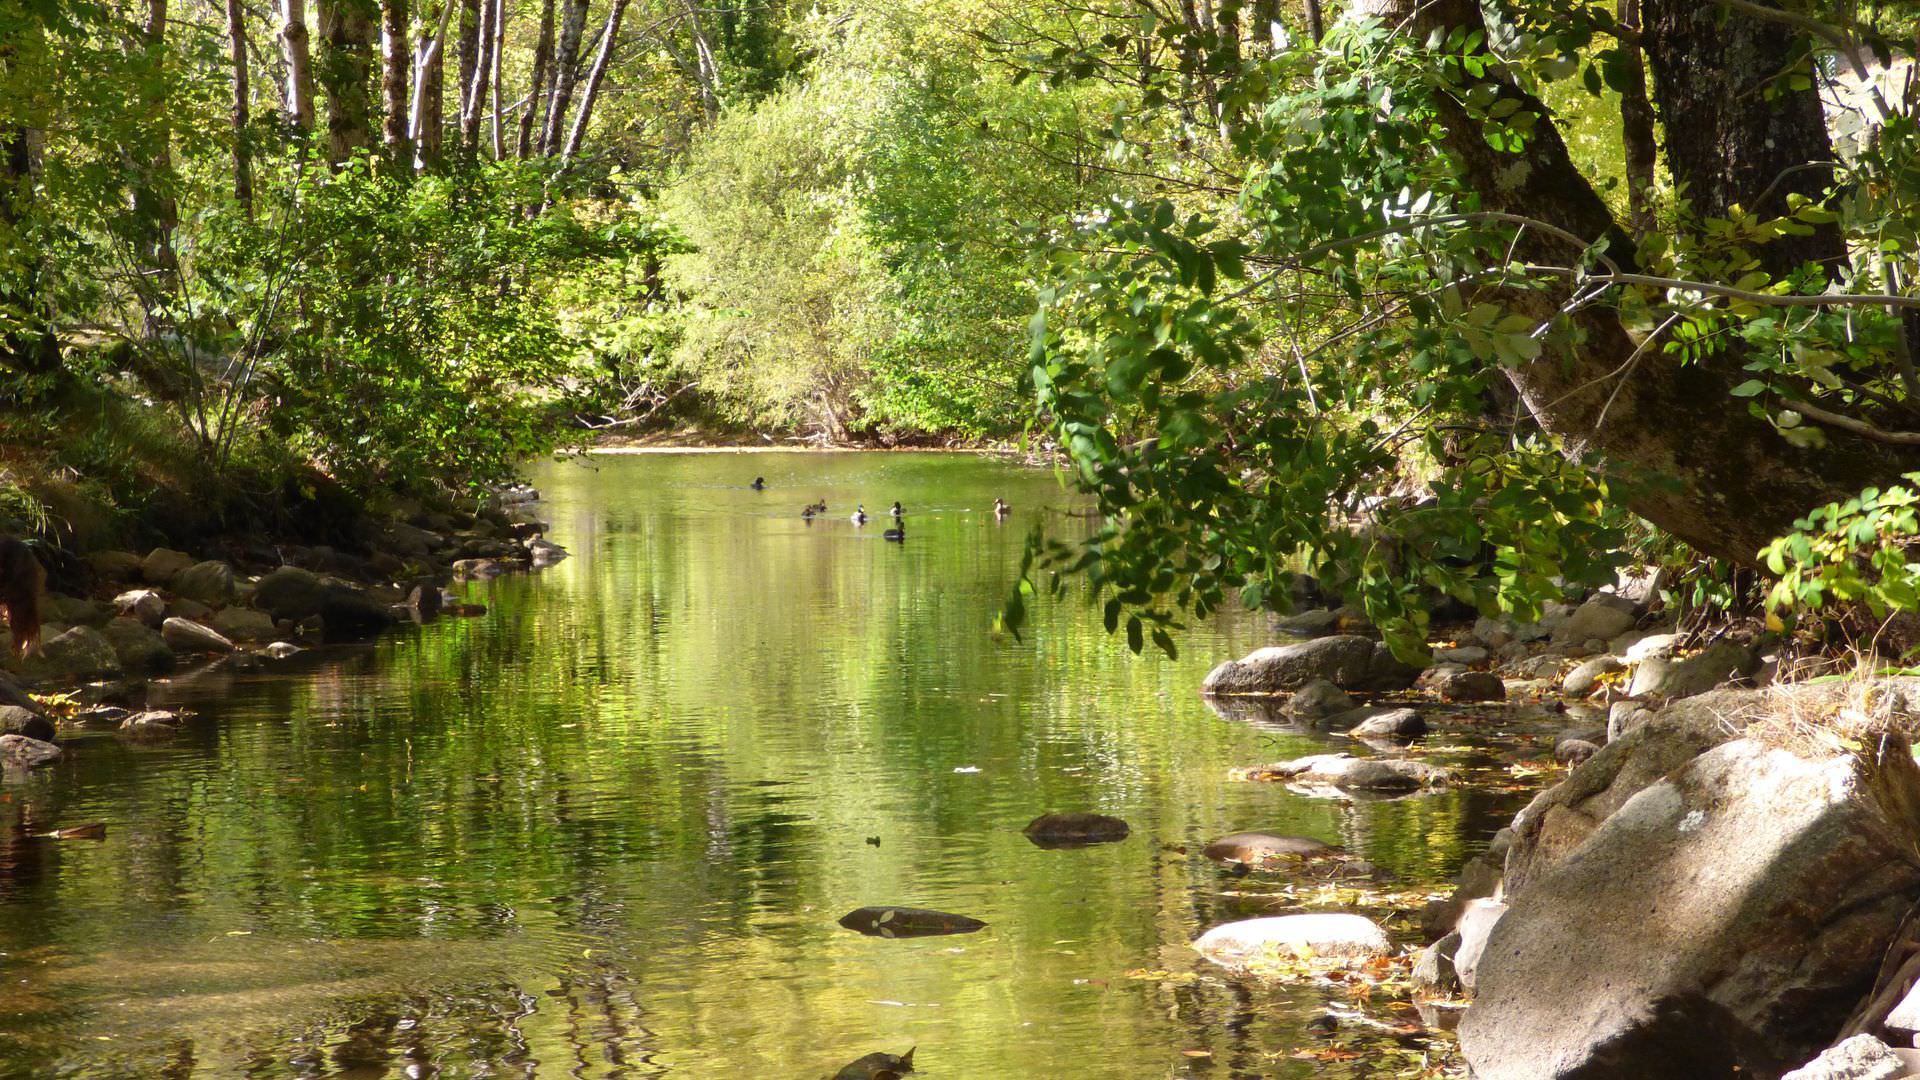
[516,0,555,158]
[1616,0,1656,238]
[317,0,377,164]
[1304,0,1325,42]
[225,0,253,217]
[455,0,479,153]
[131,0,179,281]
[281,0,315,131]
[541,0,591,154]
[488,0,505,159]
[380,0,410,168]
[409,0,456,170]
[1641,0,1844,277]
[1350,0,1917,564]
[460,0,492,151]
[561,0,627,165]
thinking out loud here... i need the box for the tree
[225,0,254,216]
[380,0,410,168]
[516,0,555,158]
[282,0,316,131]
[540,0,590,154]
[561,0,628,166]
[318,0,378,163]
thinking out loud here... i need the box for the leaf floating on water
[1181,1049,1212,1058]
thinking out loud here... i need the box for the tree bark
[517,0,555,158]
[488,0,505,159]
[131,0,179,280]
[561,0,627,165]
[409,0,456,170]
[225,0,253,217]
[541,0,591,154]
[1350,0,1916,564]
[281,0,315,131]
[317,0,377,164]
[1304,0,1325,42]
[380,0,410,168]
[460,0,492,152]
[1641,0,1844,277]
[455,0,479,152]
[1616,0,1656,238]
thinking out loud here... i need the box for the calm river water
[0,452,1518,1078]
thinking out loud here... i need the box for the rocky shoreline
[1188,585,1920,1079]
[0,483,566,766]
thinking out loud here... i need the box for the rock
[1350,707,1427,740]
[140,547,195,586]
[1366,641,1425,691]
[113,589,167,628]
[1451,898,1506,992]
[171,560,235,604]
[170,597,212,621]
[0,671,38,714]
[1460,724,1920,1080]
[837,906,986,938]
[1288,678,1355,721]
[365,520,443,558]
[161,617,235,655]
[1780,1035,1907,1080]
[1474,617,1515,649]
[1435,645,1490,665]
[1242,752,1451,792]
[1193,914,1391,969]
[1885,978,1920,1035]
[40,594,106,627]
[263,642,304,660]
[101,617,177,674]
[1562,655,1624,697]
[1021,811,1130,848]
[0,734,60,768]
[1552,594,1638,644]
[251,566,396,638]
[1413,931,1463,995]
[453,557,513,579]
[1421,849,1505,939]
[119,710,184,735]
[1201,635,1378,695]
[1554,738,1600,766]
[1437,670,1506,702]
[86,550,145,583]
[0,705,54,742]
[1275,608,1345,638]
[25,626,122,681]
[210,606,278,644]
[1202,832,1336,866]
[1624,632,1683,663]
[527,538,569,567]
[1627,640,1760,701]
[405,583,442,622]
[833,1048,917,1080]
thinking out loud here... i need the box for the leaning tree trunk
[317,0,377,164]
[561,0,627,165]
[379,0,410,169]
[1640,0,1845,277]
[281,0,316,131]
[225,0,252,217]
[541,0,591,154]
[1350,0,1918,564]
[516,0,555,158]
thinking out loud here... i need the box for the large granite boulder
[1459,726,1920,1079]
[171,559,236,604]
[24,626,121,682]
[140,547,195,587]
[1628,640,1761,702]
[101,617,176,674]
[1552,594,1638,644]
[1202,635,1415,695]
[250,566,395,638]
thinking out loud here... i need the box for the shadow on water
[0,452,1544,1078]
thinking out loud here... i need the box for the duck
[802,505,816,520]
[883,521,906,542]
[751,477,766,490]
[993,497,1010,517]
[851,505,868,525]
[889,501,903,518]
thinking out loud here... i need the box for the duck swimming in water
[992,497,1010,517]
[751,477,766,490]
[802,505,816,520]
[889,501,903,518]
[851,505,868,525]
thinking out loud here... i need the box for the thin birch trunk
[561,0,627,165]
[226,0,254,216]
[516,0,555,158]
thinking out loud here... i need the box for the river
[0,451,1523,1078]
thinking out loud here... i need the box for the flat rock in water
[162,617,235,655]
[1193,914,1390,969]
[838,906,986,939]
[1287,678,1355,722]
[1436,669,1505,702]
[1349,707,1427,740]
[119,710,185,735]
[1201,635,1378,695]
[1202,832,1336,866]
[0,734,61,769]
[832,1048,916,1080]
[1022,811,1130,848]
[1239,752,1450,792]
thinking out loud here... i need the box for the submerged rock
[1238,752,1450,792]
[1288,678,1355,722]
[1202,832,1336,866]
[837,907,986,939]
[1194,914,1391,969]
[1022,812,1130,848]
[833,1047,916,1080]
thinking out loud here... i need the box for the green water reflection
[0,452,1520,1078]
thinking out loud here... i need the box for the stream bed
[0,451,1542,1078]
